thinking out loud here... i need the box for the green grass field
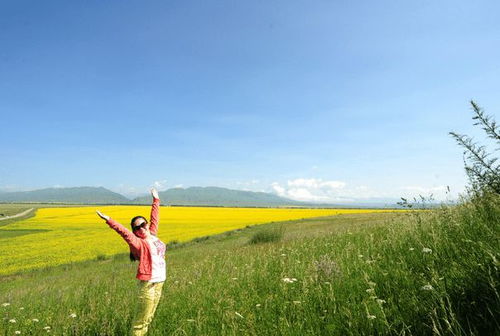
[1,195,499,335]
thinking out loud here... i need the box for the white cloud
[271,182,286,196]
[272,178,348,202]
[114,184,142,198]
[287,188,329,201]
[152,180,168,191]
[270,178,457,203]
[287,178,346,189]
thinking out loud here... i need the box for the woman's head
[130,216,149,238]
[129,215,149,262]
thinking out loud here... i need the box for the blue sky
[1,0,499,202]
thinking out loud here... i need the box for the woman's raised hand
[151,188,160,200]
[96,210,110,221]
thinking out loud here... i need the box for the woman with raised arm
[96,188,166,336]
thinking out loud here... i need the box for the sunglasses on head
[133,221,148,231]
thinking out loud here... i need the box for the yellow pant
[132,281,164,336]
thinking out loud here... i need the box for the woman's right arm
[96,211,141,249]
[149,188,160,236]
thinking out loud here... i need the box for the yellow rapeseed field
[0,205,397,275]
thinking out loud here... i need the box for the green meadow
[1,194,499,335]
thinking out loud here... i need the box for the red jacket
[106,198,161,281]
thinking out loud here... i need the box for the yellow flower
[0,205,402,275]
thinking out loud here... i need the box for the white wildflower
[19,307,24,310]
[421,284,434,291]
[15,331,21,335]
[282,277,297,283]
[369,296,377,300]
[422,247,432,254]
[358,254,363,258]
[186,319,195,322]
[231,277,238,280]
[235,311,244,319]
[2,303,10,307]
[365,288,375,293]
[376,299,386,304]
[324,281,331,285]
[367,314,376,319]
[409,247,415,251]
[32,318,39,322]
[69,313,77,318]
[281,254,286,257]
[188,281,193,285]
[255,304,261,307]
[43,326,51,330]
[368,281,376,287]
[9,319,16,323]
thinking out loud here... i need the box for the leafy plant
[450,100,500,194]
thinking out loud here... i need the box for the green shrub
[193,235,210,243]
[249,226,284,244]
[95,254,108,261]
[166,240,182,249]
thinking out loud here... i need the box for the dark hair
[129,216,147,262]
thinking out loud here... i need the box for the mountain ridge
[133,186,301,206]
[0,186,398,208]
[0,186,301,206]
[0,186,130,204]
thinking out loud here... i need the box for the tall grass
[1,195,499,335]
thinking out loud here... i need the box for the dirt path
[0,208,35,221]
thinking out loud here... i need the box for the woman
[96,188,166,336]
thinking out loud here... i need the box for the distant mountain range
[0,186,398,208]
[0,186,301,207]
[134,187,301,206]
[0,187,131,204]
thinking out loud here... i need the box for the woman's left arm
[149,188,160,235]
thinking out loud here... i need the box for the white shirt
[148,236,166,283]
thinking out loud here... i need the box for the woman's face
[133,218,150,238]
